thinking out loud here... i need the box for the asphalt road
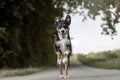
[1,61,120,80]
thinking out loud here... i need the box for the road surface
[1,61,120,80]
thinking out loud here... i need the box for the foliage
[78,49,120,69]
[79,0,120,37]
[70,54,84,61]
[55,0,120,37]
[0,0,63,68]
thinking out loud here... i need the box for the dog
[54,15,72,79]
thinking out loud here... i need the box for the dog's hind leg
[56,51,63,78]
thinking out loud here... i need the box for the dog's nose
[61,30,64,33]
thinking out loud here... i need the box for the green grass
[0,67,47,77]
[78,49,120,69]
[84,59,120,69]
[70,54,80,61]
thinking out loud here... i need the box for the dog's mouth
[61,33,66,38]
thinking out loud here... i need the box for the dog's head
[55,15,71,38]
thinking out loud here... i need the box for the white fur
[64,51,69,55]
[64,75,69,79]
[62,56,68,63]
[57,59,62,64]
[57,33,70,64]
[58,33,70,54]
[59,75,64,78]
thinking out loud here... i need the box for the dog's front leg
[64,45,71,56]
[56,51,63,78]
[64,57,69,79]
[64,45,71,78]
[64,41,71,55]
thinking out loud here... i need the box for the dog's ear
[65,15,71,25]
[55,17,61,25]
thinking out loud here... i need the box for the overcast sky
[68,14,120,54]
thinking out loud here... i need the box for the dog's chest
[59,39,70,54]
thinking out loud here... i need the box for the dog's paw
[62,57,67,63]
[64,51,69,55]
[64,75,69,79]
[59,74,64,79]
[57,59,62,64]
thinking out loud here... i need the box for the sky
[68,14,120,54]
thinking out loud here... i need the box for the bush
[78,49,120,69]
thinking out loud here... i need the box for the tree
[0,0,63,68]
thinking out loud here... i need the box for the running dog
[54,15,72,79]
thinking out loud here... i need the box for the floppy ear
[65,15,71,25]
[54,17,61,25]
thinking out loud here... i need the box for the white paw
[57,59,62,64]
[64,51,69,55]
[62,57,67,63]
[59,75,64,78]
[64,75,69,79]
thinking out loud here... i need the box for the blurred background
[70,13,120,54]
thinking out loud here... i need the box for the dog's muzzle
[61,29,66,38]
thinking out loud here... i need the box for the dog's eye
[64,26,68,29]
[58,26,62,29]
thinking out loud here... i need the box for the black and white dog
[54,15,72,79]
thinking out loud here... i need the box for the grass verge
[0,67,47,78]
[77,49,120,69]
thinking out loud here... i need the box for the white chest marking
[58,33,70,54]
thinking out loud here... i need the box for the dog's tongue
[62,34,65,38]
